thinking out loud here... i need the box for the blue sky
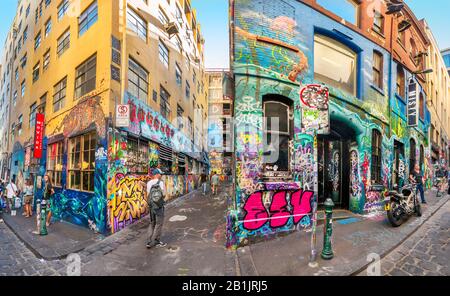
[0,0,448,68]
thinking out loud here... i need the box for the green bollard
[40,200,48,236]
[321,198,334,260]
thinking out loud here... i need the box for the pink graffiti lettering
[243,190,313,230]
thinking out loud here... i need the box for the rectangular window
[53,77,67,112]
[317,0,359,26]
[127,8,147,41]
[47,141,63,187]
[13,91,17,106]
[177,104,184,129]
[33,63,40,83]
[29,102,37,127]
[57,29,70,56]
[371,130,382,183]
[45,19,52,37]
[159,40,169,68]
[373,11,384,34]
[58,0,69,20]
[75,54,97,98]
[160,86,170,119]
[373,51,383,89]
[21,80,26,97]
[68,132,97,192]
[18,115,23,136]
[126,137,149,174]
[23,26,28,42]
[43,50,50,70]
[128,57,148,101]
[35,32,42,50]
[175,63,182,86]
[185,81,190,99]
[314,34,357,97]
[158,8,169,25]
[159,144,172,174]
[78,0,98,36]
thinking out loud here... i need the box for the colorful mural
[228,0,432,248]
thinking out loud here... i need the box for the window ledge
[370,84,385,96]
[372,29,385,39]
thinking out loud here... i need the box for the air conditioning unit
[164,22,179,37]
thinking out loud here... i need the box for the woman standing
[43,175,55,227]
[23,179,34,218]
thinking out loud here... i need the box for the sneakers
[146,240,167,249]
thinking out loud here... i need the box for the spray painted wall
[228,0,431,247]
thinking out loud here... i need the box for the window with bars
[127,8,147,41]
[75,54,96,98]
[126,137,149,174]
[371,129,382,183]
[160,86,170,119]
[128,57,148,101]
[47,141,63,187]
[53,77,67,112]
[79,0,98,36]
[159,145,173,174]
[68,132,97,192]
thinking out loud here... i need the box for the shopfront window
[159,144,173,175]
[68,132,97,192]
[47,141,63,187]
[126,137,149,174]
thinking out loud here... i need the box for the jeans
[147,208,164,244]
[416,184,426,203]
[202,183,207,195]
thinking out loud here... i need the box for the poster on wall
[33,113,45,159]
[407,78,418,127]
[300,84,330,134]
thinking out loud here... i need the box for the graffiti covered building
[228,0,432,247]
[0,0,208,234]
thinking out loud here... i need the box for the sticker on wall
[300,84,330,134]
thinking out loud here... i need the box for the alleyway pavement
[0,186,448,276]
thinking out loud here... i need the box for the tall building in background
[0,0,208,234]
[422,20,450,167]
[206,69,233,177]
[442,48,450,76]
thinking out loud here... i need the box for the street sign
[407,78,418,127]
[33,113,45,159]
[116,104,130,127]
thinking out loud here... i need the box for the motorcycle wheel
[387,202,404,227]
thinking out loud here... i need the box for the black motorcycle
[383,183,422,227]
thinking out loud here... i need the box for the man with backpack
[146,168,167,249]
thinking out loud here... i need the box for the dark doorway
[317,119,357,209]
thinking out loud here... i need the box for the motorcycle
[383,183,422,227]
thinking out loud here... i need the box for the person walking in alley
[5,178,18,214]
[43,175,55,227]
[146,168,167,249]
[23,179,34,218]
[211,172,220,195]
[410,164,427,204]
[200,171,208,196]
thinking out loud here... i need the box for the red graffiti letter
[290,190,313,224]
[269,191,290,228]
[243,192,269,230]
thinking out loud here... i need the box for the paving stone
[401,263,425,276]
[390,268,411,276]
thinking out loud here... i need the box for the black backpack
[148,181,165,210]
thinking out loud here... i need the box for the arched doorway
[317,119,358,209]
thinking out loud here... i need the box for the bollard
[321,198,334,260]
[35,201,41,234]
[40,200,48,236]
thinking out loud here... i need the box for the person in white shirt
[6,178,18,213]
[146,168,167,249]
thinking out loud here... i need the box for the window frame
[47,141,64,187]
[68,131,97,192]
[371,129,382,184]
[74,54,97,98]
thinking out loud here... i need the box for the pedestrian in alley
[5,178,18,214]
[23,178,34,218]
[211,172,220,195]
[43,174,55,227]
[410,164,427,204]
[146,168,167,249]
[200,171,208,196]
